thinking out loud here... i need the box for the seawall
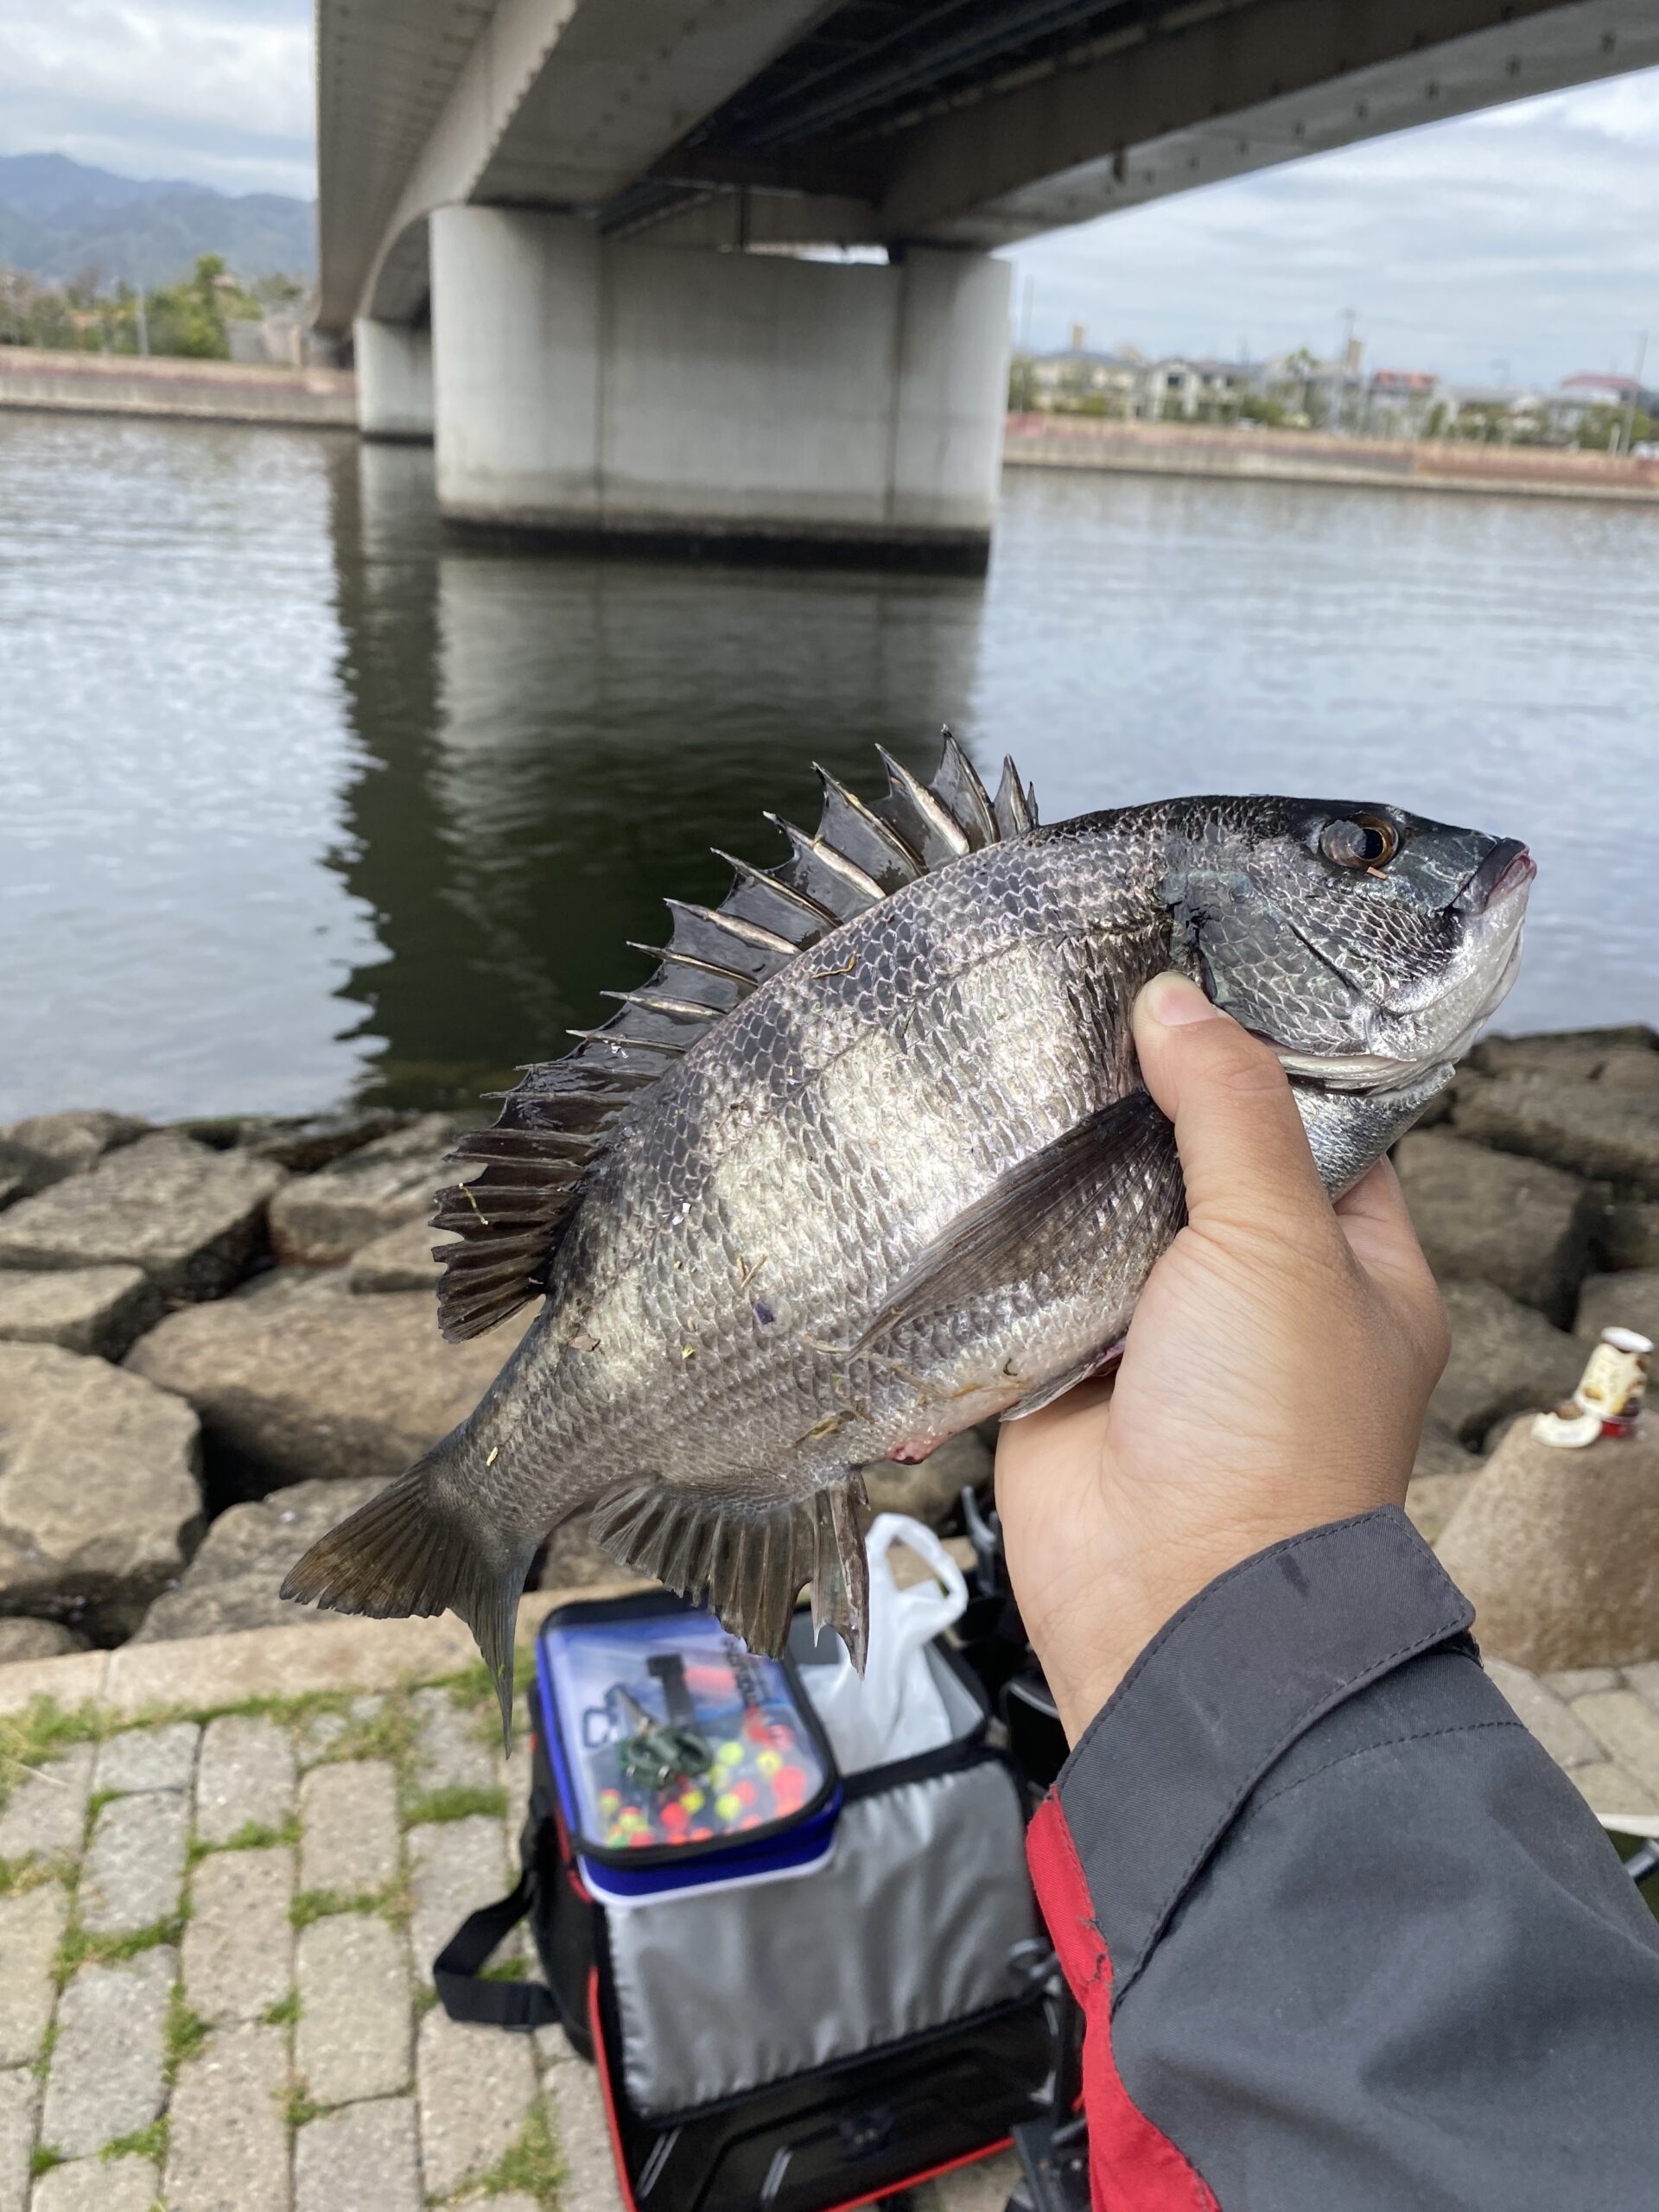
[0,344,357,430]
[1003,414,1659,507]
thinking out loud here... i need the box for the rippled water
[1,414,1654,1121]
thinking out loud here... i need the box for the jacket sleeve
[1026,1506,1659,2212]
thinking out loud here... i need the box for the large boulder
[1428,1281,1585,1449]
[0,1265,158,1358]
[1468,1027,1656,1082]
[131,1476,385,1643]
[1454,1076,1659,1199]
[1575,1268,1659,1349]
[0,1132,284,1298]
[1595,1198,1659,1272]
[0,1109,149,1198]
[0,1344,202,1637]
[269,1115,456,1266]
[1395,1130,1592,1323]
[1436,1416,1659,1671]
[347,1221,454,1294]
[174,1109,412,1175]
[124,1273,531,1494]
[1599,1051,1659,1095]
[0,1617,90,1662]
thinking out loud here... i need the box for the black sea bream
[285,738,1533,1730]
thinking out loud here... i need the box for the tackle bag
[435,1590,1052,2212]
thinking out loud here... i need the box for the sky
[0,0,1653,389]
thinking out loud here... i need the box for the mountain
[0,154,315,288]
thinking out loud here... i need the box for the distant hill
[0,154,315,288]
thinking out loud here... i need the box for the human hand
[995,970,1449,1745]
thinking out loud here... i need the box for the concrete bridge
[321,0,1659,564]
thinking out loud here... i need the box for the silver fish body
[283,757,1532,1729]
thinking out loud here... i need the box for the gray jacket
[1025,1507,1659,2209]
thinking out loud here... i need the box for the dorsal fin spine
[764,815,887,905]
[712,849,837,928]
[875,746,971,859]
[664,899,798,961]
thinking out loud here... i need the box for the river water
[1,414,1654,1122]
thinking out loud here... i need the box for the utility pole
[1618,331,1648,454]
[1339,308,1357,433]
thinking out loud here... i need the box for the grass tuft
[55,1917,182,1986]
[0,1850,72,1898]
[477,2097,563,2205]
[403,1783,507,1827]
[289,1878,408,1929]
[165,1988,208,2078]
[263,1987,301,2028]
[102,2116,168,2164]
[0,1697,105,1815]
[189,1817,299,1863]
[478,1956,529,1983]
[29,2145,66,2179]
[282,2082,321,2131]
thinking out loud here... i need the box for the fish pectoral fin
[589,1472,871,1670]
[280,1444,537,1751]
[854,1088,1180,1351]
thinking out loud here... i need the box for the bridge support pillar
[428,207,1010,569]
[354,318,433,442]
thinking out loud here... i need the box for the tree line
[0,254,304,360]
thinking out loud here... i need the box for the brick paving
[1,1630,1654,2212]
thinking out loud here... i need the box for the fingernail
[1141,971,1219,1028]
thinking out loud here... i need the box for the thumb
[1131,971,1334,1242]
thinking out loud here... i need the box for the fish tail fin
[281,1436,533,1750]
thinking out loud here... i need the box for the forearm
[1027,1509,1659,2212]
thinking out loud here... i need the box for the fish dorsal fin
[589,1471,871,1665]
[434,732,1040,1343]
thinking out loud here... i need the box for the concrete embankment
[1003,414,1659,507]
[0,344,356,429]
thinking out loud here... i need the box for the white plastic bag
[809,1513,969,1774]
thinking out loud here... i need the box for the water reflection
[328,442,989,1107]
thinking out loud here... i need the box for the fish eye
[1320,813,1400,870]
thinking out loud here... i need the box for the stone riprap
[125,1279,531,1495]
[268,1117,457,1268]
[0,1621,1648,2212]
[0,1134,284,1299]
[0,1267,157,1359]
[1576,1268,1659,1349]
[0,1345,202,1637]
[0,1027,1654,1675]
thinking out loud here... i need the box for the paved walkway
[0,1611,1654,2212]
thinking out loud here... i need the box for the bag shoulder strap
[433,1870,561,2033]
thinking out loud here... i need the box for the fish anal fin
[589,1472,871,1669]
[280,1446,537,1749]
[856,1089,1181,1350]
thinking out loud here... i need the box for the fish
[283,736,1533,1737]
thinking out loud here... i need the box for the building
[1366,370,1443,435]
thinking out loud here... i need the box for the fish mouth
[1455,839,1534,916]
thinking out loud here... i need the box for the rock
[125,1282,529,1494]
[0,1264,157,1357]
[1468,1027,1656,1081]
[1403,1472,1475,1548]
[348,1219,454,1294]
[863,1427,993,1529]
[268,1114,456,1266]
[1454,1075,1659,1199]
[0,1615,87,1660]
[0,1344,202,1637]
[1435,1416,1659,1670]
[1574,1267,1659,1349]
[1427,1281,1586,1449]
[531,1520,648,1596]
[0,1109,148,1196]
[1395,1131,1592,1322]
[1414,1417,1482,1478]
[1594,1197,1659,1272]
[0,1132,284,1298]
[175,1107,410,1174]
[1599,1050,1659,1094]
[130,1476,385,1643]
[194,1714,296,1846]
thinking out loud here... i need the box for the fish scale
[283,742,1532,1739]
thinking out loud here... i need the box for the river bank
[0,344,356,429]
[0,1025,1655,1666]
[1003,412,1659,505]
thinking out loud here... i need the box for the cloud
[0,0,314,199]
[1003,64,1659,388]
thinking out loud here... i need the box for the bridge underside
[324,0,1659,563]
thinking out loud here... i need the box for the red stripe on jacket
[1027,1793,1220,2212]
